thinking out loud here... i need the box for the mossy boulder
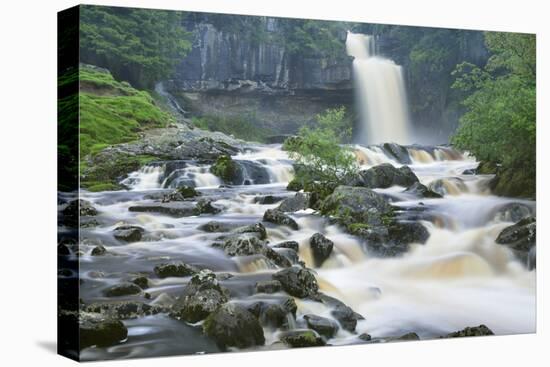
[210,155,241,184]
[309,233,334,267]
[113,225,145,243]
[382,143,412,164]
[444,324,494,338]
[272,266,319,298]
[263,209,299,230]
[203,303,265,349]
[154,262,199,278]
[304,314,339,338]
[348,163,419,189]
[496,216,536,269]
[103,282,142,297]
[280,329,326,347]
[171,270,229,323]
[79,312,128,350]
[277,192,311,212]
[403,182,442,198]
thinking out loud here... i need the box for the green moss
[78,65,173,160]
[177,185,198,198]
[86,183,121,192]
[210,155,239,183]
[347,223,370,233]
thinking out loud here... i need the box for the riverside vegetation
[58,5,536,361]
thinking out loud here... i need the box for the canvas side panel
[57,5,80,361]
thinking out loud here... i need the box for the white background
[0,0,548,365]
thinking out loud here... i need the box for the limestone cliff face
[174,21,352,94]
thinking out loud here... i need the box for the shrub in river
[283,107,358,199]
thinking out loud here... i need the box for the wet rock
[382,143,412,164]
[210,155,241,184]
[403,182,442,198]
[171,270,228,323]
[232,222,267,240]
[161,185,199,202]
[217,234,291,268]
[61,199,98,227]
[391,332,420,341]
[128,202,196,217]
[273,241,299,252]
[312,293,364,332]
[198,221,235,233]
[272,266,318,298]
[496,216,536,269]
[258,299,297,328]
[428,177,468,196]
[263,209,299,230]
[320,186,393,227]
[287,179,304,192]
[254,195,285,205]
[349,164,419,189]
[194,198,222,215]
[131,276,149,289]
[444,324,494,338]
[79,312,128,349]
[91,245,107,256]
[358,333,372,341]
[255,280,282,294]
[462,168,477,175]
[103,282,142,297]
[154,262,199,278]
[280,329,326,347]
[304,314,339,338]
[58,243,71,256]
[84,301,163,319]
[277,192,311,212]
[113,225,145,243]
[309,233,334,267]
[494,202,534,223]
[276,248,300,265]
[203,303,265,349]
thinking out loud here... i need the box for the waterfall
[346,32,411,145]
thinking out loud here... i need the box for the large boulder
[203,303,265,349]
[79,312,128,350]
[496,216,536,269]
[277,192,311,212]
[280,330,326,347]
[311,293,364,332]
[210,155,241,184]
[103,282,142,297]
[444,325,494,338]
[272,266,319,298]
[216,234,291,268]
[303,314,339,338]
[232,222,267,240]
[171,270,228,323]
[320,186,394,227]
[382,143,412,164]
[113,225,145,243]
[154,262,199,278]
[403,182,442,198]
[349,164,419,189]
[263,209,299,230]
[309,233,334,267]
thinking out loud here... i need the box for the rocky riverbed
[58,129,536,361]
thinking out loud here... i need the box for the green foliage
[210,155,239,183]
[284,107,357,192]
[79,66,172,159]
[191,113,271,143]
[452,32,536,197]
[80,5,192,88]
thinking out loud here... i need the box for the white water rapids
[76,143,535,360]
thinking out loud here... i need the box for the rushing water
[75,143,535,360]
[346,32,411,145]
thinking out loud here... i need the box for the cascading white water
[346,32,411,145]
[121,165,165,190]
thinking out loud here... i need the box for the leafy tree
[451,32,536,197]
[284,107,357,196]
[80,6,192,88]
